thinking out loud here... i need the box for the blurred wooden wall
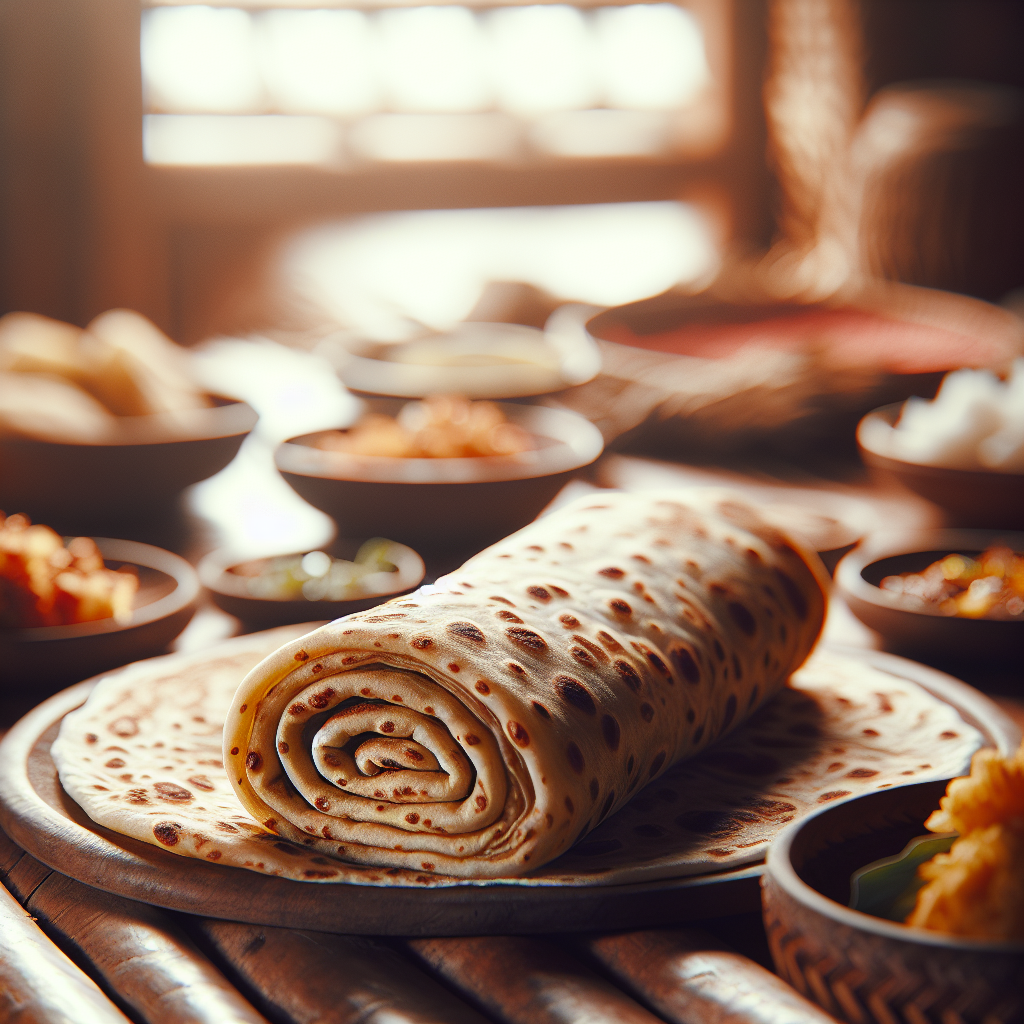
[0,0,166,329]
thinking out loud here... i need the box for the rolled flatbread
[218,491,827,877]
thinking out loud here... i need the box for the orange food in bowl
[314,395,534,459]
[879,545,1024,620]
[0,512,137,627]
[906,740,1024,942]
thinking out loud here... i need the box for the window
[141,1,719,165]
[0,0,769,342]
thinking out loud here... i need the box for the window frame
[0,0,770,340]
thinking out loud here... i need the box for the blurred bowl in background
[274,401,604,551]
[762,781,1023,1024]
[199,539,425,628]
[320,312,601,400]
[834,529,1023,662]
[0,398,257,532]
[857,404,1024,529]
[0,538,199,693]
[579,281,1024,462]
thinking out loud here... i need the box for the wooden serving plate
[0,649,1016,937]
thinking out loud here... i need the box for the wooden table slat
[583,928,840,1024]
[194,919,493,1024]
[407,935,665,1024]
[2,824,270,1024]
[27,871,271,1024]
[0,883,132,1024]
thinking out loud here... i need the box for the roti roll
[222,491,828,878]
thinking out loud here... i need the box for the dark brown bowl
[0,397,258,531]
[834,529,1023,662]
[199,540,425,628]
[858,404,1024,529]
[762,782,1024,1024]
[0,538,199,695]
[274,401,604,550]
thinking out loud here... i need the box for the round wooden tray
[0,649,1016,937]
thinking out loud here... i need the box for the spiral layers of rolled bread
[224,491,827,878]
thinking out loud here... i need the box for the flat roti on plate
[51,632,981,888]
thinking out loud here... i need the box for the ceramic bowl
[0,538,199,694]
[584,283,1024,462]
[762,782,1023,1024]
[0,398,258,531]
[834,529,1023,662]
[857,404,1024,529]
[274,401,604,551]
[199,540,425,628]
[319,316,601,400]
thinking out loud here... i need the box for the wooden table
[1,447,1018,1024]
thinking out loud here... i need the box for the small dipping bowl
[834,529,1023,662]
[762,782,1023,1024]
[0,397,258,532]
[199,541,425,628]
[274,401,604,551]
[0,538,199,694]
[857,403,1024,530]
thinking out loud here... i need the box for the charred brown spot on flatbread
[555,676,596,715]
[645,650,671,678]
[507,722,530,747]
[153,782,193,803]
[597,631,624,652]
[571,645,597,667]
[614,660,642,692]
[566,742,585,773]
[506,627,547,652]
[448,622,486,643]
[670,645,701,684]
[573,636,609,663]
[153,822,182,845]
[601,715,621,751]
[675,809,760,838]
[727,601,757,636]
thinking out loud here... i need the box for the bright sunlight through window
[141,3,712,165]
